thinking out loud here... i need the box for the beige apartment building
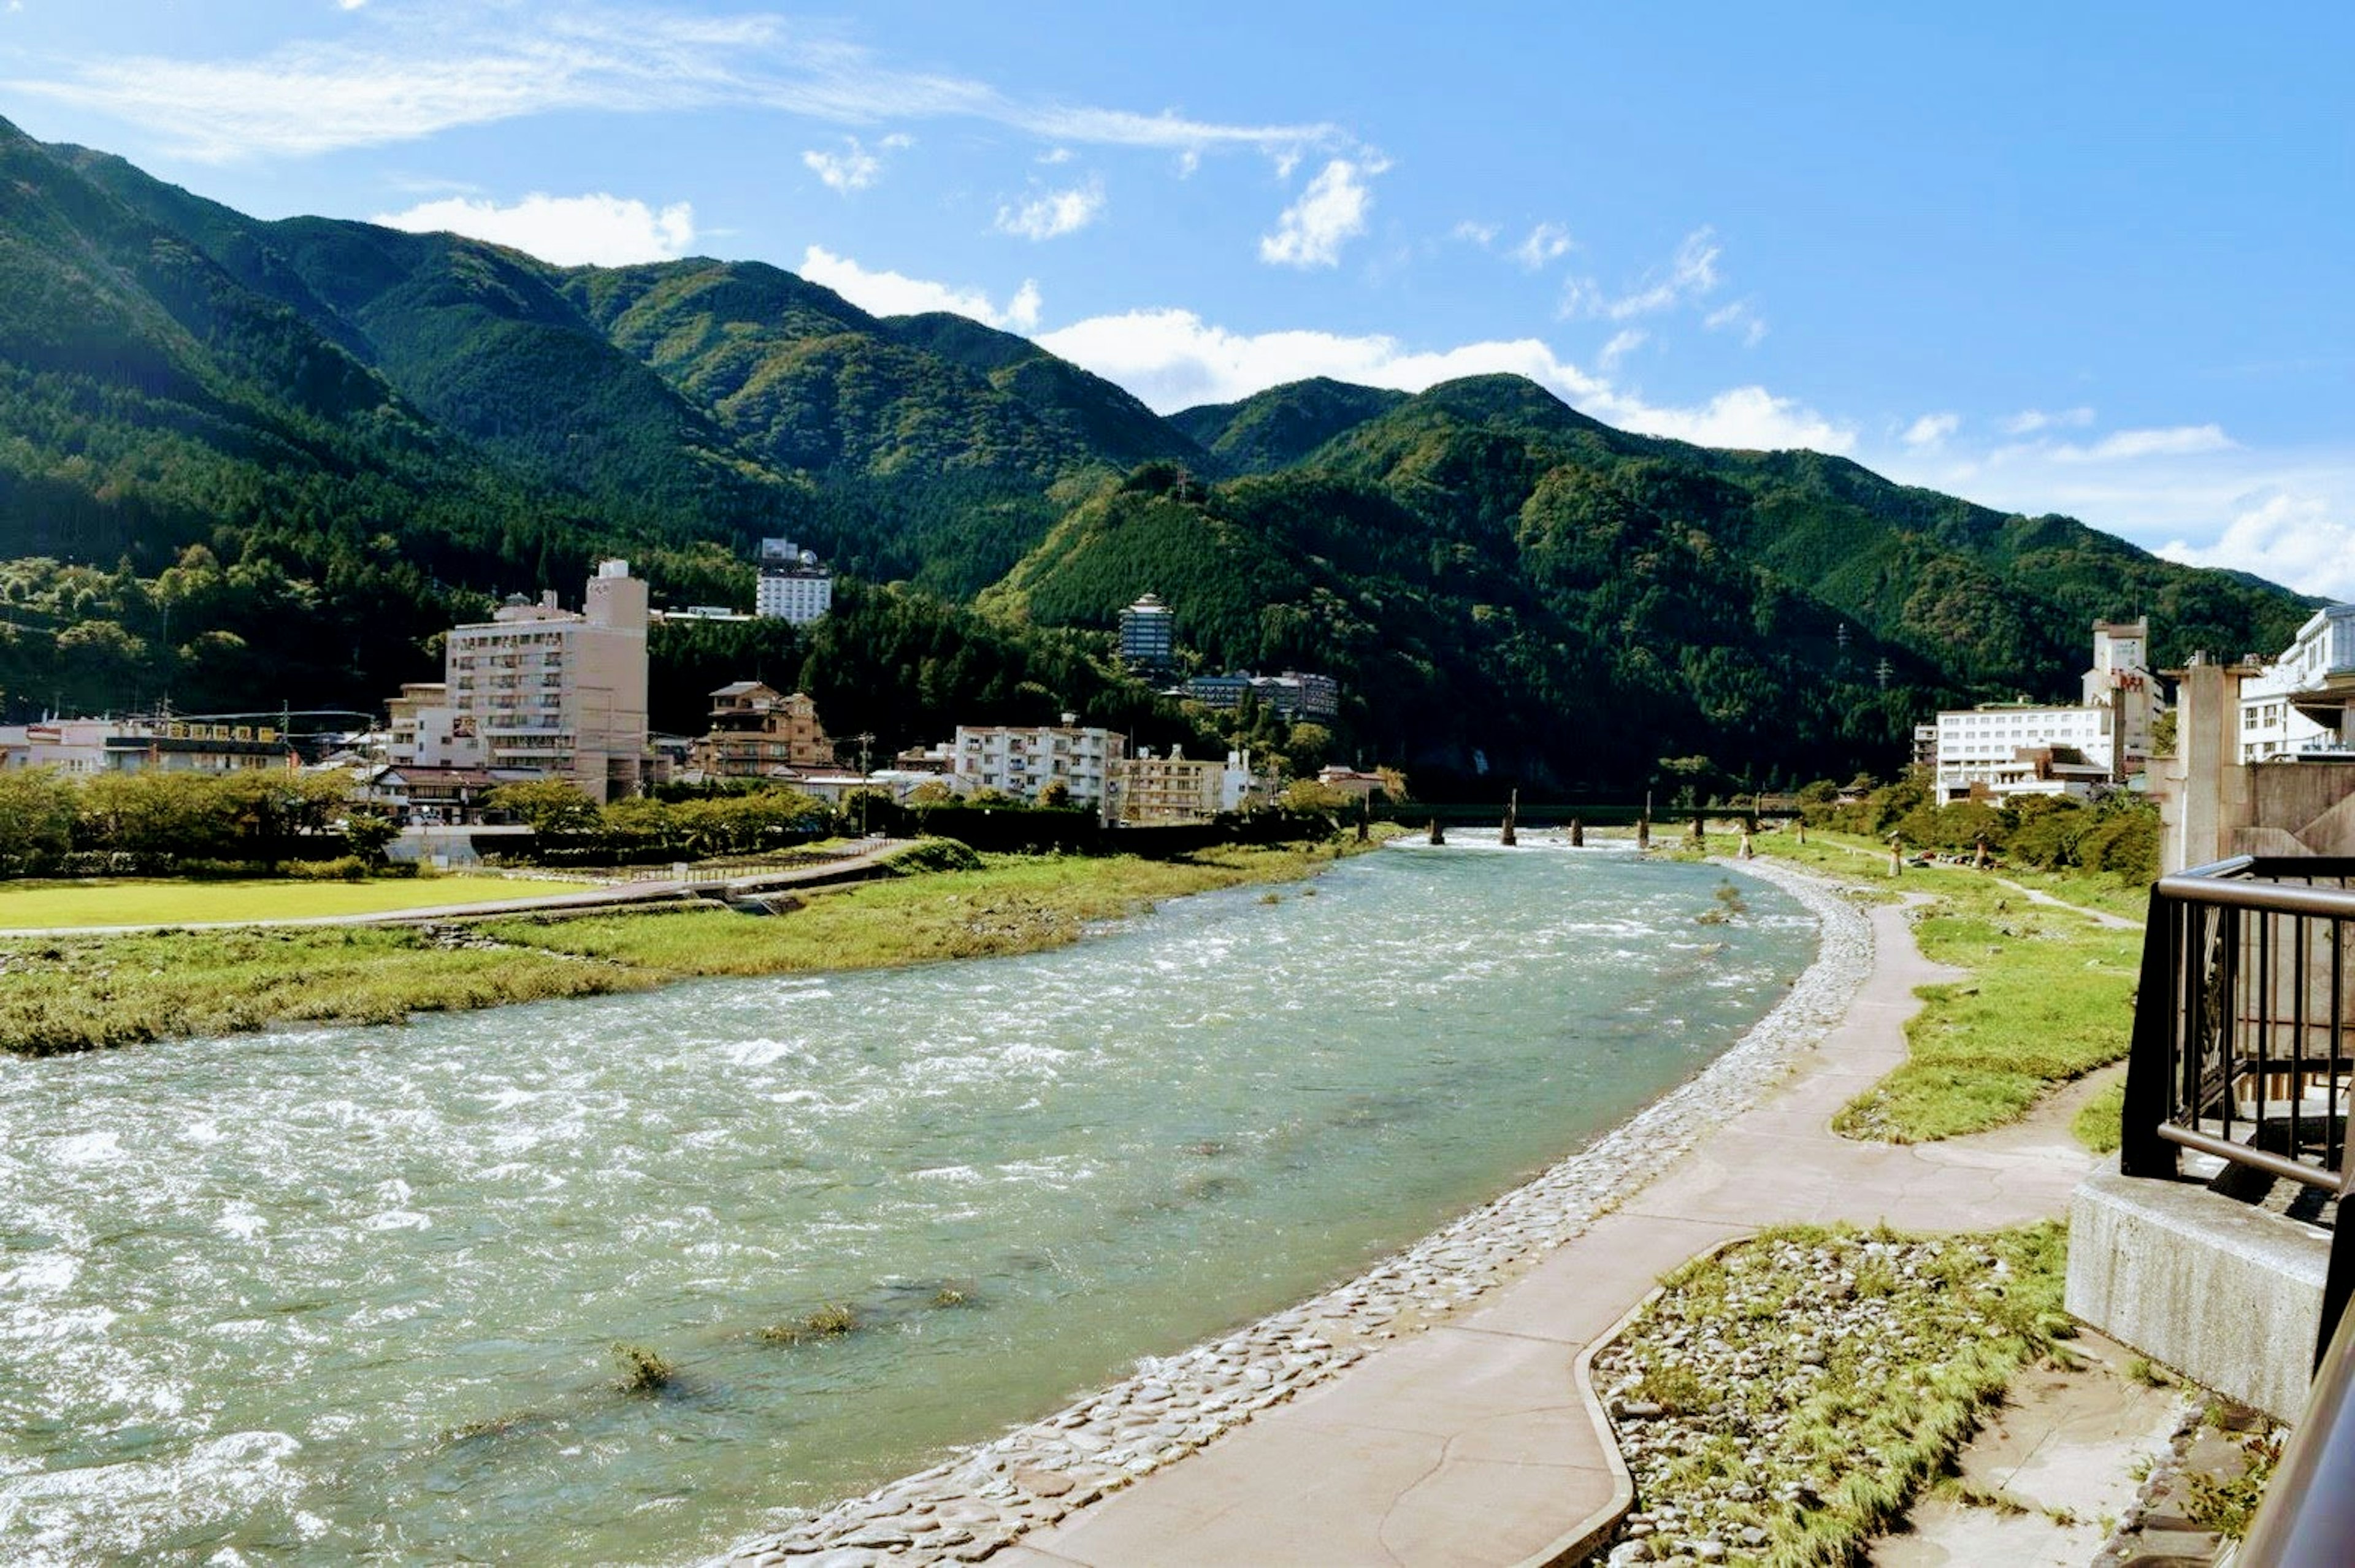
[388,560,649,803]
[689,683,835,778]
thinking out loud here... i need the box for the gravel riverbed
[705,857,1872,1568]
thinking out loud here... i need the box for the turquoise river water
[0,839,1816,1565]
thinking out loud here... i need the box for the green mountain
[0,121,2316,792]
[1170,377,1409,474]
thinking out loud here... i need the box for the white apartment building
[2237,603,2355,762]
[755,539,834,625]
[950,719,1126,808]
[394,560,649,803]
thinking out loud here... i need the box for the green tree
[485,778,601,833]
[1037,778,1073,809]
[342,806,401,863]
[0,767,77,871]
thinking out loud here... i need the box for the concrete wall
[2067,1164,2328,1422]
[2246,759,2355,855]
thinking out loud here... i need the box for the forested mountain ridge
[0,120,2316,790]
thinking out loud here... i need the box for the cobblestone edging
[706,859,1874,1568]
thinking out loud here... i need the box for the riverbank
[707,854,1878,1566]
[0,839,1372,1057]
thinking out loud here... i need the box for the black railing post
[2121,882,2183,1178]
[2324,1190,2355,1372]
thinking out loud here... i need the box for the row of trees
[1799,772,2161,883]
[0,766,390,874]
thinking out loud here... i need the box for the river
[0,838,1817,1565]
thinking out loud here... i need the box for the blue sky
[4,1,2350,597]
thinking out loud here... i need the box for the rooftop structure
[0,716,297,775]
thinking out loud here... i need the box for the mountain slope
[1170,378,1411,474]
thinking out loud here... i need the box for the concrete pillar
[2157,657,2258,873]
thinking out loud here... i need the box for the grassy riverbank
[0,840,1373,1057]
[1748,831,2143,1144]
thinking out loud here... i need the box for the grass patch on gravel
[483,844,1358,978]
[1752,832,2143,1144]
[1595,1221,2071,1567]
[2,842,1362,1056]
[0,925,644,1056]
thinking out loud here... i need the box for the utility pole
[853,731,875,836]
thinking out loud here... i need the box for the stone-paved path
[986,882,2101,1568]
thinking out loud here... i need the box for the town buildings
[1930,620,2165,803]
[949,719,1127,808]
[1117,593,1175,675]
[2237,603,2355,762]
[1179,668,1342,722]
[0,716,297,774]
[2150,603,2355,870]
[755,539,834,625]
[687,683,836,779]
[385,559,650,804]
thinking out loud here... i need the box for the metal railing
[2120,855,2355,1363]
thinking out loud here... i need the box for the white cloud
[1597,329,1645,371]
[2049,424,2234,463]
[994,180,1105,241]
[1509,222,1573,271]
[1566,226,1722,321]
[2159,493,2355,600]
[337,0,368,10]
[370,191,694,266]
[2000,406,2095,436]
[1033,306,1854,454]
[1037,146,1074,165]
[798,245,1039,331]
[1450,220,1499,247]
[10,12,1344,163]
[1259,158,1384,269]
[1703,300,1767,348]
[802,132,909,194]
[1902,412,1959,450]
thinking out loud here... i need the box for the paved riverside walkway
[992,890,2102,1568]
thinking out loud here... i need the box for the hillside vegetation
[0,117,2312,790]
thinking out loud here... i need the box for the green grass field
[0,874,603,928]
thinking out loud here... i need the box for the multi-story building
[0,717,296,774]
[395,559,649,803]
[2238,603,2355,762]
[755,539,834,625]
[949,719,1127,807]
[688,683,836,778]
[1118,593,1176,675]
